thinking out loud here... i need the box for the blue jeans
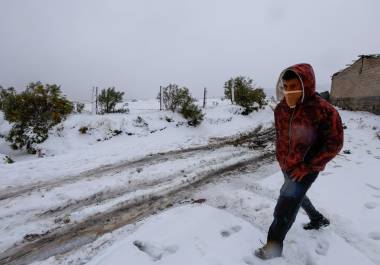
[267,170,323,243]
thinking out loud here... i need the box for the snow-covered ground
[1,99,380,265]
[0,98,272,187]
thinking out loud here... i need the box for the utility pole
[203,87,207,109]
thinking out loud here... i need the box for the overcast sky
[0,0,379,101]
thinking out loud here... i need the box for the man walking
[255,64,344,259]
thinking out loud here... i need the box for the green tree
[180,99,204,126]
[224,76,253,101]
[157,84,193,112]
[224,76,267,115]
[158,84,204,126]
[98,87,125,114]
[2,82,73,154]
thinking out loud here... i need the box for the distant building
[330,54,380,115]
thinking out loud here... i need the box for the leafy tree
[157,84,193,112]
[2,82,73,154]
[224,76,253,101]
[158,84,204,126]
[98,87,125,114]
[250,88,267,108]
[224,76,267,115]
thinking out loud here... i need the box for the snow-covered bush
[98,87,127,114]
[1,154,14,164]
[75,102,85,113]
[0,86,16,111]
[158,84,204,126]
[224,76,267,115]
[2,82,73,154]
[79,126,88,134]
[133,116,148,128]
[157,84,192,112]
[179,100,204,127]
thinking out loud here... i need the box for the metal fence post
[231,80,235,104]
[95,87,99,114]
[160,86,163,110]
[203,87,207,109]
[91,87,96,115]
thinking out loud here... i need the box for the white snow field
[0,99,379,265]
[0,99,272,186]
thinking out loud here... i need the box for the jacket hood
[276,63,316,104]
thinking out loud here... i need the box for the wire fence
[83,86,232,114]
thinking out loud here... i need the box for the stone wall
[330,56,380,115]
[331,96,380,114]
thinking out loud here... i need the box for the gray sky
[0,0,379,101]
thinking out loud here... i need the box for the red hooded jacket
[274,64,344,175]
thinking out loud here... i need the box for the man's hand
[291,168,307,182]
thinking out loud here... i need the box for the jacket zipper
[285,107,296,166]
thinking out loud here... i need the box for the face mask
[283,90,302,108]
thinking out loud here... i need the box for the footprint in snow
[133,240,178,261]
[220,225,242,237]
[366,183,380,191]
[243,255,256,265]
[254,203,270,212]
[315,239,330,256]
[364,202,379,209]
[368,232,380,241]
[374,156,380,160]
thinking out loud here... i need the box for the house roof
[332,54,380,78]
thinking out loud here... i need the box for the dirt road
[0,126,275,265]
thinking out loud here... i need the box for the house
[330,54,380,114]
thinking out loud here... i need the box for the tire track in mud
[0,126,273,202]
[0,148,249,253]
[0,127,275,265]
[0,130,270,232]
[36,149,248,219]
[0,152,275,265]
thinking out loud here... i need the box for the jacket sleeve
[303,106,344,172]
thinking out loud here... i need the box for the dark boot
[303,216,330,230]
[254,241,283,260]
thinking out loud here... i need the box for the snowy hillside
[0,99,379,265]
